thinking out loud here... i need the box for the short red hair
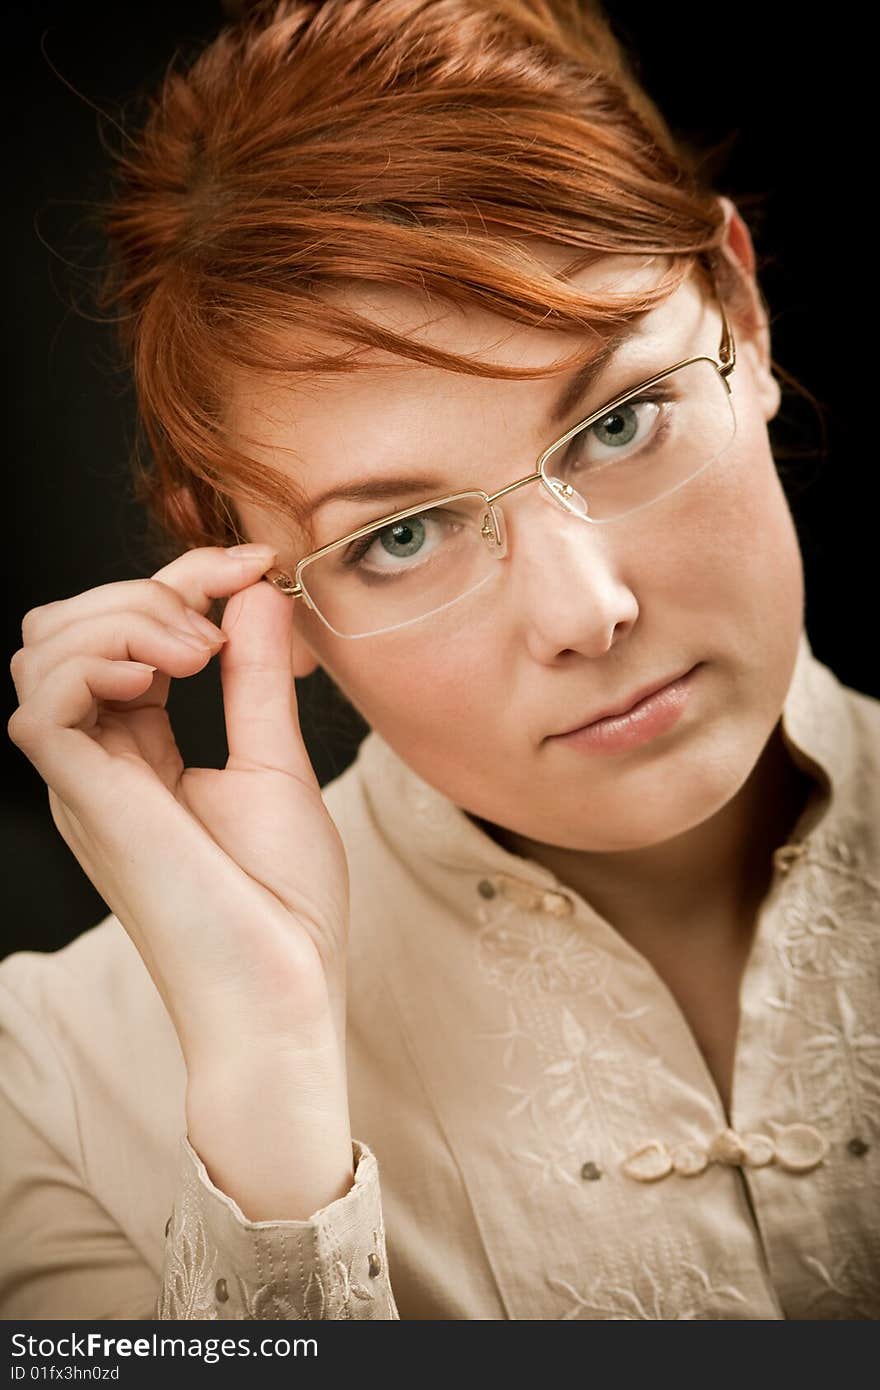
[97,0,754,562]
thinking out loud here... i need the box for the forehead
[224,247,672,433]
[224,247,701,542]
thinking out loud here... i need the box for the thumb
[219,577,319,789]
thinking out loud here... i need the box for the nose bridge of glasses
[479,471,596,565]
[481,469,590,554]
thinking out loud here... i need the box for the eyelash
[559,383,675,460]
[338,381,677,569]
[342,520,418,569]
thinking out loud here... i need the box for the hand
[8,545,351,1075]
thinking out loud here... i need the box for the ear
[716,196,781,423]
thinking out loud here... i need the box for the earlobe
[745,341,782,423]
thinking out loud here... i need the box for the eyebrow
[305,325,638,517]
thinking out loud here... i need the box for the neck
[479,721,815,950]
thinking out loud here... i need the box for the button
[671,1143,708,1177]
[498,878,545,910]
[773,1123,829,1173]
[847,1137,870,1157]
[707,1128,746,1165]
[772,843,806,874]
[497,878,573,914]
[620,1140,672,1182]
[580,1161,602,1181]
[477,879,497,899]
[541,891,574,918]
[368,1252,382,1278]
[215,1277,229,1303]
[741,1133,775,1167]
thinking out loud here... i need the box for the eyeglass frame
[261,255,737,631]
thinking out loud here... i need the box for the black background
[4,1,876,958]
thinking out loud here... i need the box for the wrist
[184,1053,354,1222]
[181,990,347,1084]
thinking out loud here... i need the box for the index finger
[151,543,279,614]
[19,545,279,650]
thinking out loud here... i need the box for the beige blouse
[0,628,877,1320]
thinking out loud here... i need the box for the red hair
[96,0,782,562]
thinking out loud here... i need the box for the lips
[552,664,698,736]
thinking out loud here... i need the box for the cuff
[157,1135,398,1320]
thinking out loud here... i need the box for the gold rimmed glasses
[262,262,737,639]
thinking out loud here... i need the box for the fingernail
[226,543,277,561]
[169,625,215,651]
[184,609,229,643]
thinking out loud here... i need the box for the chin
[520,756,749,853]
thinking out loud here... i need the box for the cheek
[656,406,804,631]
[302,595,499,752]
[653,412,805,757]
[731,443,805,710]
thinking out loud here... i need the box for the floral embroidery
[231,1254,377,1320]
[476,908,610,997]
[773,862,878,981]
[764,985,880,1137]
[547,1258,750,1319]
[800,1249,880,1321]
[476,956,665,1194]
[157,1192,220,1320]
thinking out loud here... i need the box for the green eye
[380,518,426,557]
[592,404,640,449]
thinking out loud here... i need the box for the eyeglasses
[262,263,737,639]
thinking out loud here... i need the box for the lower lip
[549,665,702,756]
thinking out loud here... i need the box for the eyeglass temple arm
[704,252,736,380]
[264,569,302,597]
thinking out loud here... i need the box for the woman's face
[230,228,804,854]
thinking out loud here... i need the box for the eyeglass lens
[302,359,735,637]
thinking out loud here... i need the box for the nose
[502,484,640,661]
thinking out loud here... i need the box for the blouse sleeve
[159,1135,399,1319]
[0,961,398,1321]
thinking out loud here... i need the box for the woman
[2,0,878,1320]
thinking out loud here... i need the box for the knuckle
[7,704,39,748]
[20,603,56,644]
[143,576,174,602]
[100,615,137,652]
[9,646,29,681]
[141,577,183,619]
